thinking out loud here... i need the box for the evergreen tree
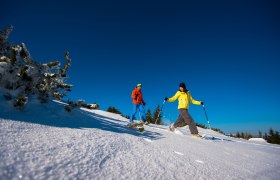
[236,132,241,138]
[0,26,74,108]
[123,115,130,119]
[244,133,253,140]
[153,105,162,125]
[275,131,280,144]
[146,109,153,124]
[267,128,274,143]
[107,106,122,114]
[196,123,206,129]
[0,26,99,112]
[263,133,268,140]
[241,132,245,139]
[266,128,280,144]
[269,128,274,136]
[258,130,262,138]
[211,127,224,135]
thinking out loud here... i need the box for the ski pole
[202,104,211,129]
[155,100,165,124]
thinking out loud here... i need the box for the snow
[1,96,280,179]
[249,138,267,143]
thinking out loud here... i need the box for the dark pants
[174,109,198,134]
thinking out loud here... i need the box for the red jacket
[131,88,145,105]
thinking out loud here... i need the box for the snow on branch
[0,26,98,111]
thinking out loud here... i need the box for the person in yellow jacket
[165,82,203,137]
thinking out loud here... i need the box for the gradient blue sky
[1,0,280,134]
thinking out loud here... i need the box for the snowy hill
[1,97,280,180]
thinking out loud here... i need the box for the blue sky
[1,0,280,134]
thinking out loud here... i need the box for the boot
[169,123,175,132]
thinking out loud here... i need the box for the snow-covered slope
[1,97,280,180]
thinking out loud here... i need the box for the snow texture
[1,95,280,180]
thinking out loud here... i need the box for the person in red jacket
[129,83,146,124]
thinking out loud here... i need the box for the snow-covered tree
[0,26,98,111]
[0,26,72,107]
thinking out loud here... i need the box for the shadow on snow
[0,100,163,141]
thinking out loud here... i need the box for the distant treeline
[229,128,280,145]
[196,125,280,145]
[196,123,224,134]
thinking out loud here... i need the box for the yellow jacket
[167,91,201,109]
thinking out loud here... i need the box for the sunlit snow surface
[1,96,279,179]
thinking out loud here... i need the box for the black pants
[174,109,198,134]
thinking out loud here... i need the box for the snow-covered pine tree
[0,26,71,107]
[0,38,72,106]
[0,26,99,112]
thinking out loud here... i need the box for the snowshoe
[128,121,144,132]
[191,134,203,139]
[144,121,150,125]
